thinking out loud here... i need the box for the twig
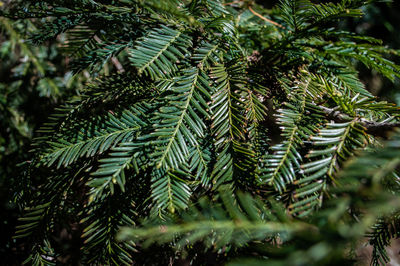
[111,57,125,73]
[319,105,400,137]
[248,6,285,29]
[223,0,243,6]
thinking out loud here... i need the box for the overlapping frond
[260,76,322,193]
[147,68,210,170]
[209,63,257,187]
[192,41,221,70]
[6,0,400,264]
[279,0,363,32]
[305,1,364,28]
[81,191,138,265]
[323,42,400,81]
[60,25,105,57]
[32,73,153,153]
[204,0,229,16]
[151,168,192,214]
[330,72,372,98]
[30,16,82,44]
[260,104,303,193]
[279,0,312,31]
[88,142,148,201]
[14,167,84,265]
[41,106,146,169]
[70,42,129,74]
[244,81,268,126]
[188,140,212,187]
[15,202,52,240]
[369,216,400,266]
[292,121,368,216]
[128,26,192,79]
[137,68,212,212]
[118,192,306,249]
[136,0,197,25]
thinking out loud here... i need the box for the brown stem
[319,105,400,137]
[248,6,285,29]
[223,0,243,6]
[111,57,124,73]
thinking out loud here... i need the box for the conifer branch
[248,6,285,29]
[319,105,400,136]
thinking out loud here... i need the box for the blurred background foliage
[1,0,400,264]
[257,0,400,101]
[0,14,87,263]
[343,0,400,103]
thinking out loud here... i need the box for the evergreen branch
[144,69,211,212]
[149,68,210,170]
[81,190,138,265]
[369,215,400,265]
[210,63,257,187]
[192,42,220,70]
[319,105,400,136]
[260,75,318,193]
[189,143,212,187]
[6,0,400,264]
[41,107,145,168]
[118,192,314,249]
[150,168,192,214]
[293,121,368,216]
[88,142,147,201]
[128,25,192,79]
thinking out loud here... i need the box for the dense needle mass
[1,0,400,265]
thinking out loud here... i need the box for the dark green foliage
[0,13,88,263]
[2,0,400,265]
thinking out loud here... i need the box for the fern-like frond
[147,68,211,170]
[369,216,400,266]
[192,41,221,70]
[136,0,198,25]
[81,190,138,265]
[209,63,256,187]
[128,25,192,79]
[138,69,212,212]
[118,192,308,249]
[292,121,368,216]
[15,202,52,240]
[60,25,104,57]
[260,76,321,193]
[204,0,229,17]
[150,168,192,214]
[32,73,153,154]
[30,16,82,44]
[188,141,212,187]
[305,1,364,28]
[88,142,148,201]
[323,42,400,81]
[330,72,373,98]
[41,106,146,168]
[71,42,128,74]
[279,0,312,31]
[279,0,363,32]
[15,168,84,265]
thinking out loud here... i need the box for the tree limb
[319,105,400,137]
